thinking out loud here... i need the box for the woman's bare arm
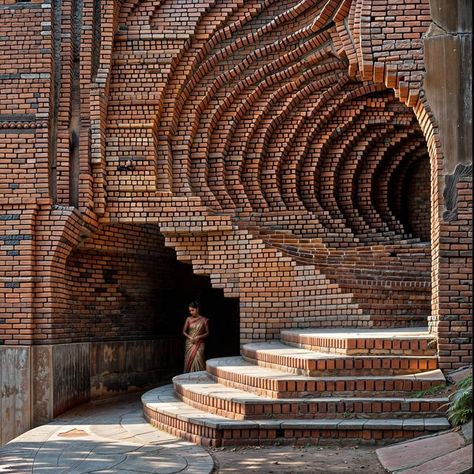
[182,317,191,339]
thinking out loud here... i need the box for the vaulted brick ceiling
[109,0,430,244]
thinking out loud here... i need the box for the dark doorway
[152,260,240,364]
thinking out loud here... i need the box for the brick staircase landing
[143,328,449,447]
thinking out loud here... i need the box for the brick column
[423,0,472,369]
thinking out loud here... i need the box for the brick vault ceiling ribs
[144,0,429,246]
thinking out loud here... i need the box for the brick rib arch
[98,0,437,340]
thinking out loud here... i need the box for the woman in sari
[182,301,209,373]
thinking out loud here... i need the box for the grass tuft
[446,374,472,427]
[412,383,446,398]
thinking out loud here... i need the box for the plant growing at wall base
[446,374,472,427]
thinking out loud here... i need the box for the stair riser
[280,337,436,356]
[369,319,428,328]
[144,407,436,447]
[174,388,447,421]
[283,344,437,356]
[207,371,445,399]
[242,353,438,376]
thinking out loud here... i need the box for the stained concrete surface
[0,393,213,473]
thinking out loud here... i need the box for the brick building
[0,0,471,445]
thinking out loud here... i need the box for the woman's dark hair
[188,301,200,311]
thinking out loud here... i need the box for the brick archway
[64,222,240,361]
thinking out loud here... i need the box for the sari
[184,316,208,373]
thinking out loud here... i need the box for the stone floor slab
[401,445,472,474]
[376,431,468,472]
[0,393,213,474]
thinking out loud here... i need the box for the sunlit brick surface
[0,0,471,370]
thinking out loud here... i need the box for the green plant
[446,374,472,427]
[412,383,447,398]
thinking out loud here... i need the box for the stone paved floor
[1,391,471,474]
[0,393,213,474]
[376,421,473,474]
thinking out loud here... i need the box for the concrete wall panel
[32,345,53,426]
[0,347,31,446]
[52,343,91,417]
[90,338,181,398]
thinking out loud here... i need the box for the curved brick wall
[0,0,471,444]
[93,0,435,339]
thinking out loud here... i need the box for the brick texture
[0,0,471,375]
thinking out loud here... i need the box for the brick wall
[0,0,52,347]
[0,0,472,441]
[61,223,240,358]
[436,177,473,370]
[404,156,431,241]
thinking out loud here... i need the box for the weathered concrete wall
[0,337,181,445]
[90,338,182,399]
[52,343,91,417]
[32,345,53,426]
[0,348,31,446]
[424,0,472,176]
[31,344,91,424]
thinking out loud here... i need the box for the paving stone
[401,445,472,474]
[376,431,466,471]
[0,394,213,474]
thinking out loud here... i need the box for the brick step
[337,281,430,290]
[365,314,430,324]
[143,385,450,447]
[173,373,448,421]
[241,342,438,375]
[333,252,430,261]
[279,328,437,355]
[322,274,429,285]
[206,356,446,398]
[300,254,430,264]
[318,270,431,282]
[313,251,430,260]
[357,302,430,311]
[350,291,430,301]
[369,315,429,328]
[312,262,430,273]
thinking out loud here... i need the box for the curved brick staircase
[143,328,449,447]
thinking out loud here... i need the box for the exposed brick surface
[0,0,471,436]
[142,328,450,446]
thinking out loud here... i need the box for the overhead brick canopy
[0,0,471,446]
